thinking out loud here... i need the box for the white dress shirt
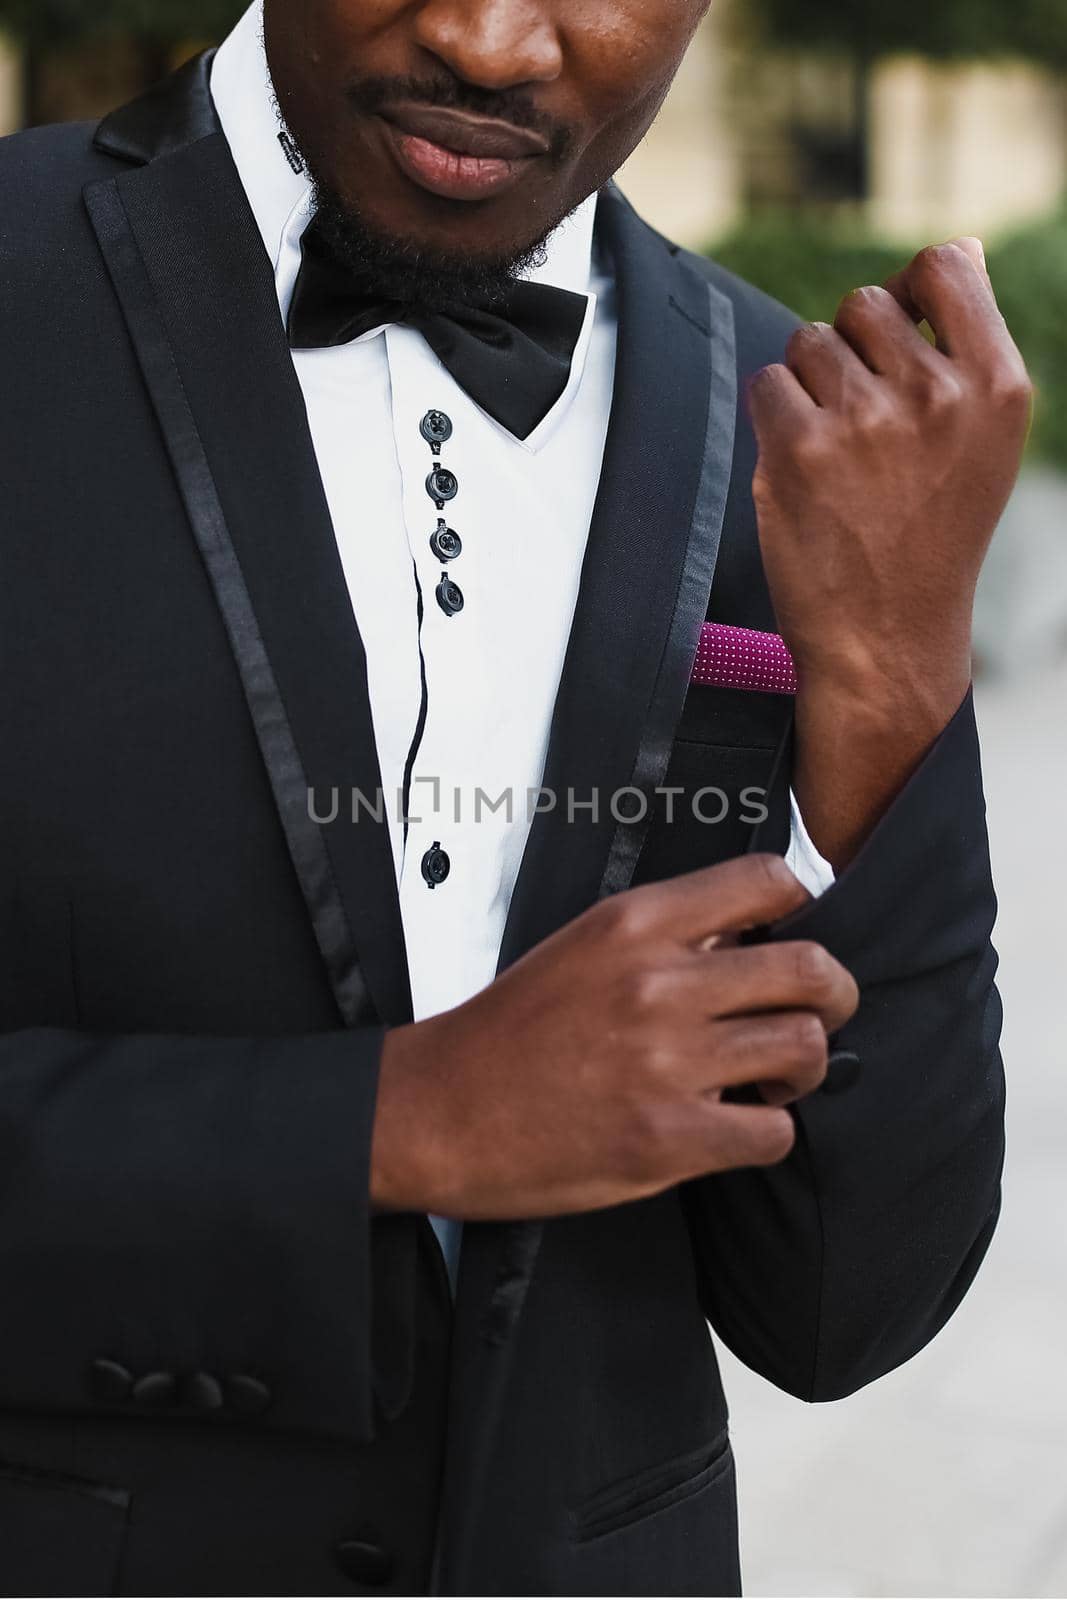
[211,2,833,1284]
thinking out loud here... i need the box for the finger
[679,1099,796,1176]
[700,1010,829,1102]
[833,284,945,381]
[950,235,994,297]
[880,261,924,326]
[884,241,1004,364]
[685,939,859,1033]
[746,361,818,440]
[882,237,992,321]
[627,853,811,949]
[784,320,880,409]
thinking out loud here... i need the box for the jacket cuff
[766,690,995,983]
[0,1026,387,1444]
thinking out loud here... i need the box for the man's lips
[376,103,549,201]
[378,103,550,160]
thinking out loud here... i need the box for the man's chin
[307,177,553,312]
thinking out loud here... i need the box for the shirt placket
[385,328,484,1019]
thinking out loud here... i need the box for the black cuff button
[185,1371,224,1412]
[823,1049,862,1095]
[225,1374,273,1415]
[335,1538,394,1588]
[132,1371,178,1410]
[89,1358,133,1403]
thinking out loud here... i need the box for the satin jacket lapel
[86,73,411,1029]
[498,183,738,968]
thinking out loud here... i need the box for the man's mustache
[344,73,575,163]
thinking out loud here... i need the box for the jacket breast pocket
[0,1459,131,1597]
[632,683,794,887]
[634,737,788,884]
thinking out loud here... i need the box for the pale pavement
[718,656,1067,1599]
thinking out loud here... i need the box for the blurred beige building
[1,12,1065,246]
[620,13,1067,248]
[870,57,1067,241]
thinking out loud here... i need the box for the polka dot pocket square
[690,623,797,695]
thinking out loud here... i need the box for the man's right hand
[371,854,858,1220]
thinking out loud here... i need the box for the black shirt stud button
[88,1358,133,1403]
[335,1538,394,1588]
[436,577,464,617]
[421,842,451,890]
[420,409,453,447]
[184,1371,225,1413]
[823,1049,862,1095]
[425,465,459,505]
[430,523,462,563]
[224,1373,273,1416]
[132,1371,178,1410]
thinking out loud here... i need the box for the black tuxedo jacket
[0,56,1005,1598]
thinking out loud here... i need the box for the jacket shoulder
[0,121,125,305]
[0,118,119,193]
[604,186,802,368]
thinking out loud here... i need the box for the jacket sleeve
[0,1022,388,1441]
[683,690,1005,1401]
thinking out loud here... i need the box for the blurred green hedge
[710,209,1067,469]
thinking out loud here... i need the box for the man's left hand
[748,237,1033,866]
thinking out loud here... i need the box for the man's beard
[274,66,577,317]
[306,175,554,317]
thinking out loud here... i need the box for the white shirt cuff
[786,790,836,899]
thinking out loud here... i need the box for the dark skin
[264,0,710,263]
[265,1,1032,1218]
[753,238,1032,864]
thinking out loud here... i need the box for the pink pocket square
[691,622,797,695]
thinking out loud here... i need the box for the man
[0,0,1027,1593]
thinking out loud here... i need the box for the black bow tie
[287,216,590,441]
